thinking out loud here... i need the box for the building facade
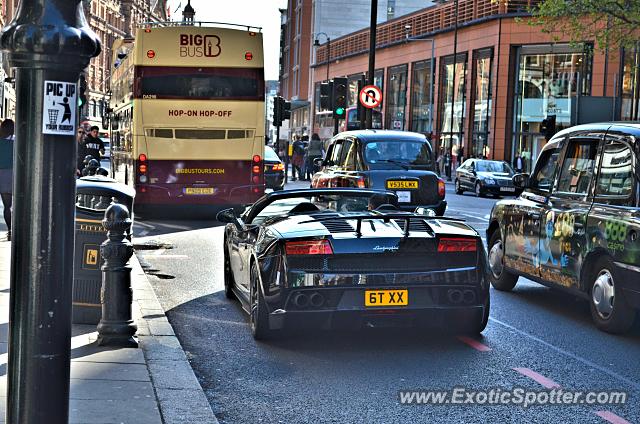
[312,0,629,172]
[82,0,167,129]
[280,0,432,139]
[0,0,19,121]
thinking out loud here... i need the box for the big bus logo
[179,34,221,58]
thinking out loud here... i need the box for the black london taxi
[311,130,447,215]
[486,123,640,333]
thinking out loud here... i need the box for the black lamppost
[366,0,378,129]
[447,0,459,181]
[1,1,100,423]
[314,33,331,82]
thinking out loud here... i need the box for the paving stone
[69,398,162,423]
[146,360,200,390]
[70,379,156,401]
[156,388,218,424]
[70,362,150,382]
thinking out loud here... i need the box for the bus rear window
[135,66,264,100]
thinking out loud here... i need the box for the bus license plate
[386,180,418,189]
[365,289,408,307]
[185,187,215,195]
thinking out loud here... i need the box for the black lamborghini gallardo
[218,189,489,340]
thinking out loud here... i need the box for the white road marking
[489,317,640,391]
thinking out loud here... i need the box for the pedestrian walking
[305,133,324,179]
[291,136,305,181]
[76,127,86,176]
[436,147,445,176]
[0,119,15,240]
[82,125,105,162]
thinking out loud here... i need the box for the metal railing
[316,0,540,64]
[137,21,262,32]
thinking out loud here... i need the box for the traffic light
[541,114,556,141]
[273,96,291,127]
[332,77,347,119]
[273,96,282,126]
[319,81,332,111]
[78,73,87,109]
[282,98,291,121]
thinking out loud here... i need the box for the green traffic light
[336,107,345,116]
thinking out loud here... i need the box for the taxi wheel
[455,179,463,195]
[223,242,236,300]
[589,257,636,334]
[487,231,518,291]
[250,263,273,340]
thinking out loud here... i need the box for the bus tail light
[252,165,261,174]
[253,155,261,163]
[138,154,148,183]
[438,179,446,198]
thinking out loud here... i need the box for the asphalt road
[133,183,640,424]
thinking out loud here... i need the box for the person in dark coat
[0,119,15,240]
[305,133,324,179]
[81,126,105,162]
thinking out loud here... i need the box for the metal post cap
[102,203,131,233]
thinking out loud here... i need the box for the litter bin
[73,176,135,324]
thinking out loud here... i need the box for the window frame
[593,137,637,205]
[529,145,562,195]
[553,136,601,198]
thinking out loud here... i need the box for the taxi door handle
[531,213,540,220]
[574,222,584,229]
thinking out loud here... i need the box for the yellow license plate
[365,289,408,307]
[185,187,214,195]
[386,180,418,189]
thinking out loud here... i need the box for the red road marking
[513,367,561,389]
[594,411,631,424]
[457,336,491,352]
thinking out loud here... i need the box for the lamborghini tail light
[285,240,333,255]
[437,238,477,252]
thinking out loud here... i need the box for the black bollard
[96,203,138,347]
[1,1,100,422]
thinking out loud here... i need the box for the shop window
[513,44,593,171]
[385,64,408,130]
[471,49,493,159]
[439,53,467,163]
[410,59,434,134]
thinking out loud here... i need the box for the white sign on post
[42,80,77,136]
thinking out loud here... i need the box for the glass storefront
[439,53,467,165]
[410,59,434,134]
[620,45,639,121]
[471,49,493,159]
[513,44,592,172]
[385,64,408,130]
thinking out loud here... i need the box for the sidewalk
[0,233,217,423]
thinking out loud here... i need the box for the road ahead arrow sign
[359,85,382,109]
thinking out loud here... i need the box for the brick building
[279,0,432,139]
[311,0,636,172]
[82,0,167,128]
